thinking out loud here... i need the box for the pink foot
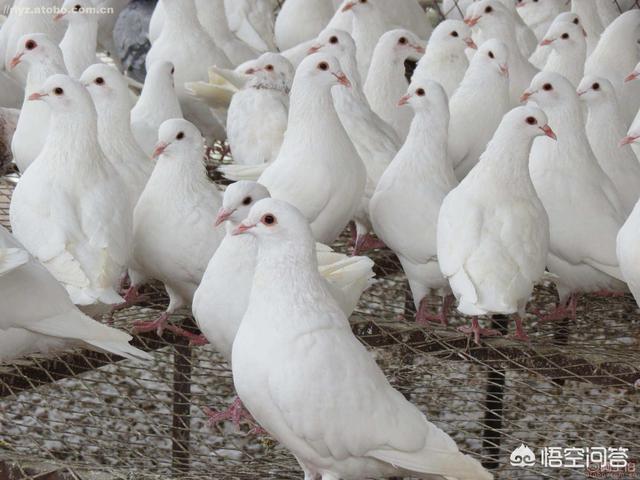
[457,317,502,345]
[511,316,530,342]
[164,324,209,346]
[535,294,578,322]
[133,312,169,336]
[203,397,266,434]
[353,234,386,255]
[111,285,148,313]
[416,295,453,326]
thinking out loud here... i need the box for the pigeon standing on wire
[10,74,131,314]
[371,79,457,325]
[257,53,366,245]
[438,106,553,343]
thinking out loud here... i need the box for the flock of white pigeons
[1,0,640,478]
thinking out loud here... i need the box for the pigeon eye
[318,62,329,71]
[416,88,425,96]
[25,39,37,50]
[170,66,175,74]
[533,0,538,2]
[485,6,493,13]
[526,116,537,125]
[488,51,495,59]
[329,36,338,44]
[95,77,105,85]
[592,82,600,90]
[265,64,274,71]
[242,196,252,206]
[451,31,459,37]
[398,37,408,45]
[561,33,569,39]
[53,87,64,95]
[360,0,367,3]
[73,4,81,11]
[176,131,185,140]
[542,83,553,91]
[573,18,579,25]
[262,214,277,226]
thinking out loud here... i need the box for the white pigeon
[81,63,154,212]
[578,76,640,216]
[496,0,539,58]
[231,198,493,480]
[55,0,100,78]
[226,53,293,166]
[10,74,132,314]
[524,71,628,320]
[515,0,569,41]
[9,33,67,173]
[540,18,587,86]
[132,118,225,335]
[572,0,604,54]
[448,38,511,179]
[465,0,539,106]
[364,29,425,141]
[438,105,552,343]
[370,79,457,325]
[585,10,640,124]
[257,53,366,245]
[193,180,375,362]
[617,163,640,310]
[224,0,277,52]
[308,28,400,252]
[413,19,477,99]
[528,12,585,70]
[130,60,183,157]
[145,0,231,144]
[0,225,151,363]
[274,0,336,51]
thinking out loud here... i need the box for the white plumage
[56,0,99,78]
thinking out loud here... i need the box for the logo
[510,444,536,467]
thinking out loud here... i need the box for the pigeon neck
[199,0,234,42]
[337,51,362,92]
[288,81,340,129]
[162,1,202,34]
[405,110,450,170]
[61,18,98,52]
[585,98,627,139]
[43,106,102,165]
[96,100,140,153]
[25,54,66,94]
[571,0,603,38]
[153,149,210,189]
[476,129,536,182]
[135,77,181,119]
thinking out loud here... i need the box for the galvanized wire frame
[2,1,640,479]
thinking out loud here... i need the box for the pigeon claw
[203,397,266,435]
[133,313,169,336]
[164,324,209,346]
[457,317,502,345]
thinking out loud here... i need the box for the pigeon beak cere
[307,45,322,54]
[9,53,24,69]
[540,38,554,46]
[341,1,356,12]
[53,12,66,21]
[232,223,255,236]
[541,124,557,140]
[499,64,509,78]
[397,94,411,106]
[624,71,639,83]
[152,142,169,159]
[464,16,481,27]
[333,72,351,88]
[464,38,478,49]
[27,92,48,101]
[412,44,426,54]
[215,208,235,226]
[620,135,639,146]
[520,90,535,103]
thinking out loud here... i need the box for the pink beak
[620,135,639,146]
[53,12,65,21]
[540,124,557,140]
[581,27,587,37]
[28,92,47,101]
[342,1,356,11]
[9,52,24,69]
[540,38,554,46]
[624,71,639,83]
[397,94,411,106]
[412,44,426,54]
[520,90,533,103]
[333,72,351,87]
[464,38,478,49]
[215,208,234,226]
[464,16,481,27]
[307,45,322,55]
[499,64,509,78]
[232,223,255,235]
[152,142,168,159]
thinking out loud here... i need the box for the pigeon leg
[164,324,209,346]
[111,285,148,313]
[353,234,386,255]
[536,293,578,322]
[416,294,453,326]
[457,317,502,345]
[511,315,530,342]
[133,312,169,336]
[203,397,266,434]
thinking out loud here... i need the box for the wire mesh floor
[1,161,640,480]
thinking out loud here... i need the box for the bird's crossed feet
[352,234,386,256]
[415,295,453,327]
[133,312,169,336]
[457,317,502,345]
[203,397,266,435]
[535,294,578,323]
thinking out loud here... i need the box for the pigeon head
[296,53,351,89]
[54,0,97,23]
[540,20,586,50]
[473,38,509,78]
[232,198,314,248]
[246,52,295,92]
[341,0,374,14]
[80,64,130,106]
[521,71,577,109]
[28,74,94,113]
[503,105,556,142]
[216,181,271,227]
[429,20,477,51]
[576,76,615,105]
[465,0,510,29]
[398,78,449,116]
[153,119,204,159]
[308,29,357,58]
[624,60,640,83]
[378,29,425,61]
[147,60,176,88]
[10,33,59,69]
